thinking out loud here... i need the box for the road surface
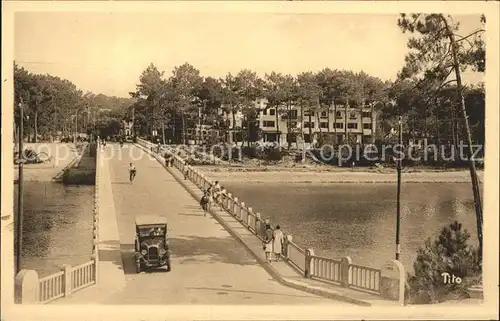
[101,144,346,305]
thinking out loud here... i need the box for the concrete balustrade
[240,202,247,224]
[247,207,256,233]
[15,142,103,304]
[136,138,406,304]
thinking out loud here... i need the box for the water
[13,182,95,278]
[223,182,481,273]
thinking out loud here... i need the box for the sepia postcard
[1,1,498,320]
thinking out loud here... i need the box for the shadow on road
[167,235,258,267]
[98,240,125,272]
[116,234,258,275]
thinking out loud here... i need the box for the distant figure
[264,218,271,231]
[200,192,211,217]
[129,162,136,183]
[212,181,222,208]
[183,165,189,180]
[273,225,284,261]
[263,227,273,263]
[164,153,170,167]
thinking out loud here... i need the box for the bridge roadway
[95,144,343,305]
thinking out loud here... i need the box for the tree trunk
[231,105,236,145]
[359,105,364,145]
[162,120,166,145]
[308,109,312,149]
[327,102,331,145]
[344,97,349,144]
[435,112,440,145]
[275,104,280,145]
[333,102,337,144]
[370,102,375,144]
[445,18,483,260]
[181,112,186,145]
[287,102,292,150]
[34,110,38,143]
[300,102,305,163]
[316,108,322,146]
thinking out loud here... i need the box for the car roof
[135,215,167,226]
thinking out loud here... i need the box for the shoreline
[13,143,80,182]
[195,166,484,184]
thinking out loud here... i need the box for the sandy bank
[14,143,80,182]
[195,166,483,184]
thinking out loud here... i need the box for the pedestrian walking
[272,225,284,261]
[200,191,211,217]
[164,153,170,167]
[263,227,274,263]
[183,165,189,180]
[212,181,222,209]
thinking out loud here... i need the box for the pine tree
[407,221,481,304]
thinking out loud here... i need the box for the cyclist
[129,162,137,183]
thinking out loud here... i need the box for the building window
[348,123,358,129]
[263,120,275,127]
[320,122,328,129]
[262,109,267,116]
[290,110,298,119]
[304,122,315,128]
[320,111,328,118]
[336,111,342,119]
[265,133,277,142]
[349,112,357,119]
[335,123,343,129]
[363,123,372,129]
[304,134,312,143]
[304,110,315,116]
[290,121,298,128]
[269,109,276,116]
[362,112,371,118]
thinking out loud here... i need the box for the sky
[14,12,485,98]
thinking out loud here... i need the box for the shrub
[264,145,282,161]
[406,221,481,304]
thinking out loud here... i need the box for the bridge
[13,141,406,306]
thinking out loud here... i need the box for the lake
[14,182,95,278]
[222,182,481,273]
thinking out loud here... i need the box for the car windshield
[138,226,166,238]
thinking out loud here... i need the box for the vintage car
[134,215,171,273]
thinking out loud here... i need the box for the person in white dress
[272,225,284,261]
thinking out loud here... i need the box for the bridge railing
[15,143,102,304]
[136,139,405,303]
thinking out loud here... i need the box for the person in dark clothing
[200,192,211,217]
